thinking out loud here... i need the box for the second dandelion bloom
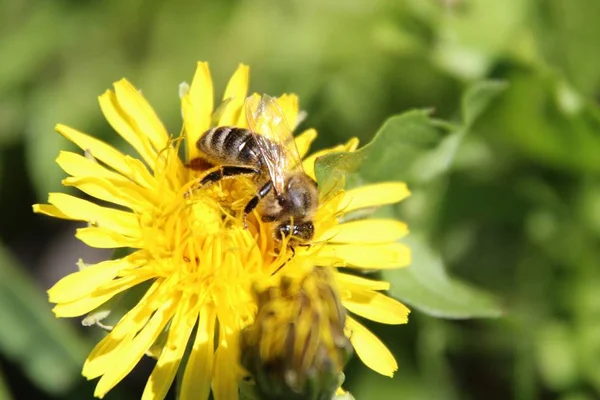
[34,62,411,399]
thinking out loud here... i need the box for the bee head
[282,174,318,219]
[260,174,318,223]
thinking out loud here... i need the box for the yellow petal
[62,176,153,212]
[53,274,151,317]
[343,291,410,324]
[218,64,249,127]
[276,93,299,129]
[48,193,140,238]
[57,152,164,208]
[105,277,174,341]
[316,242,410,269]
[113,78,169,152]
[142,295,197,400]
[212,319,239,400]
[75,226,139,249]
[84,280,163,378]
[180,305,216,400]
[56,124,156,190]
[94,294,180,398]
[346,316,397,377]
[335,272,390,291]
[99,88,158,169]
[342,182,410,213]
[48,258,132,303]
[295,128,317,159]
[53,290,120,318]
[84,331,135,381]
[185,62,213,162]
[319,219,409,244]
[32,204,77,220]
[56,151,125,180]
[57,152,160,210]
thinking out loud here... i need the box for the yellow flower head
[33,62,411,400]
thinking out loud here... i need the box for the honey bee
[189,94,318,243]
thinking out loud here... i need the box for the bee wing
[245,93,304,195]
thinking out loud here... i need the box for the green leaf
[0,243,91,394]
[411,80,507,182]
[383,236,504,319]
[315,80,506,191]
[315,110,441,194]
[462,80,509,128]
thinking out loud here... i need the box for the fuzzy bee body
[197,127,264,170]
[190,95,318,244]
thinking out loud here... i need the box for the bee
[188,94,318,244]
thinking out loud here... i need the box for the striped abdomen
[196,127,264,169]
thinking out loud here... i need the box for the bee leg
[201,166,259,185]
[242,180,273,228]
[185,157,213,171]
[185,165,259,198]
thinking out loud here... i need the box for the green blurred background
[2,0,600,399]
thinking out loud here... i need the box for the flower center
[140,153,293,318]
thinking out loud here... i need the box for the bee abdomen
[197,127,262,167]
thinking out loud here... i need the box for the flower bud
[241,267,353,400]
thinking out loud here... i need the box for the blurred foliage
[1,0,600,399]
[0,245,90,394]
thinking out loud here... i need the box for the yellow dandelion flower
[33,62,411,400]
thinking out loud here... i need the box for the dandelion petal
[343,291,410,324]
[320,219,408,244]
[317,242,410,269]
[55,124,144,183]
[342,182,410,212]
[347,316,398,377]
[99,89,157,169]
[48,193,140,238]
[276,93,299,129]
[142,295,197,400]
[180,305,216,400]
[48,258,131,303]
[84,280,163,379]
[295,128,317,159]
[32,204,76,220]
[335,272,390,291]
[219,64,249,127]
[75,226,139,249]
[212,319,239,400]
[113,78,169,152]
[94,295,180,398]
[185,62,213,161]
